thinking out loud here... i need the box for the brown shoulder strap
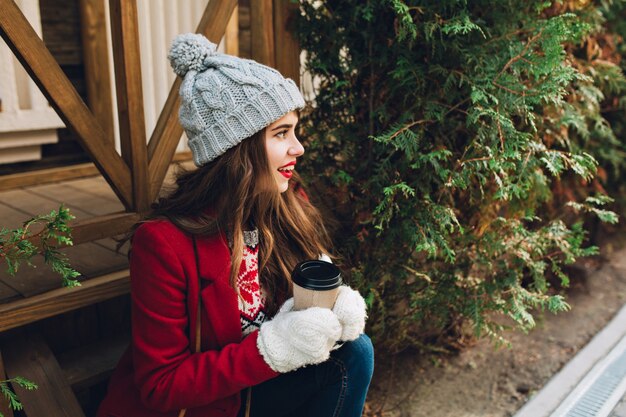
[178,236,203,417]
[191,235,202,353]
[182,236,251,417]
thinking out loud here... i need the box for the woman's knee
[335,334,374,382]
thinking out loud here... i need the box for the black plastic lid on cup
[291,260,342,291]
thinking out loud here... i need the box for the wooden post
[0,270,130,333]
[273,0,300,85]
[225,5,239,56]
[251,0,275,67]
[2,332,86,417]
[79,0,115,145]
[147,0,238,202]
[109,0,150,212]
[238,0,252,59]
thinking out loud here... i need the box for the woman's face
[264,111,304,193]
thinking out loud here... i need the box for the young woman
[97,33,374,417]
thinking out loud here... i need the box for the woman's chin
[278,182,289,193]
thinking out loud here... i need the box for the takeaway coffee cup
[291,260,342,310]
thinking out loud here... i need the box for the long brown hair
[125,130,332,313]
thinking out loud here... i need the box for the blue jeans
[240,334,374,417]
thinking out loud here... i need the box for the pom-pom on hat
[168,33,305,166]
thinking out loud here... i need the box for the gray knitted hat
[168,33,305,166]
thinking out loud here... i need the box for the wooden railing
[0,0,300,330]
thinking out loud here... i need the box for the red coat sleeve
[129,222,278,412]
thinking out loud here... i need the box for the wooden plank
[0,200,36,230]
[63,176,120,202]
[94,237,129,253]
[2,332,85,417]
[225,5,239,56]
[0,156,189,194]
[0,253,62,298]
[0,280,20,306]
[0,0,133,209]
[0,241,128,298]
[0,163,100,192]
[238,1,252,59]
[26,182,124,217]
[0,351,15,417]
[109,0,150,213]
[251,0,275,67]
[66,242,128,279]
[0,191,137,253]
[0,270,130,332]
[147,0,239,201]
[57,334,128,390]
[273,0,300,85]
[7,209,135,247]
[68,212,140,245]
[0,188,94,222]
[79,0,115,145]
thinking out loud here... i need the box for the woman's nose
[289,137,305,156]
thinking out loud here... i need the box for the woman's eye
[276,130,288,139]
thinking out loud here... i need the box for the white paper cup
[291,260,342,311]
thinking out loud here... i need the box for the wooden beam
[0,270,130,333]
[273,0,300,85]
[69,211,141,245]
[0,352,14,417]
[110,0,150,212]
[2,332,85,417]
[147,0,239,201]
[0,163,99,192]
[0,0,133,210]
[251,0,275,67]
[147,83,183,201]
[79,0,115,145]
[0,153,191,193]
[238,1,252,59]
[225,5,239,56]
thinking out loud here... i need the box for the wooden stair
[0,331,129,417]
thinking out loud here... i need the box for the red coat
[97,220,279,417]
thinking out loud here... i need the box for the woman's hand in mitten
[332,286,367,341]
[257,302,341,373]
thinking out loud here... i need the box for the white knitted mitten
[332,286,367,341]
[257,301,341,373]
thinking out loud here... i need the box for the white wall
[0,0,63,164]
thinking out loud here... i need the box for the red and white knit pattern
[237,234,267,337]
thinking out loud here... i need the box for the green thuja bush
[295,0,624,351]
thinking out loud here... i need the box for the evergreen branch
[388,119,434,141]
[0,206,80,286]
[496,106,505,151]
[460,156,493,165]
[493,28,545,84]
[0,377,38,414]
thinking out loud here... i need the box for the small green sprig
[0,205,80,287]
[0,377,38,416]
[0,206,78,414]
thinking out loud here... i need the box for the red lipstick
[278,161,296,179]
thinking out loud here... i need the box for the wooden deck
[0,161,191,331]
[0,174,130,305]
